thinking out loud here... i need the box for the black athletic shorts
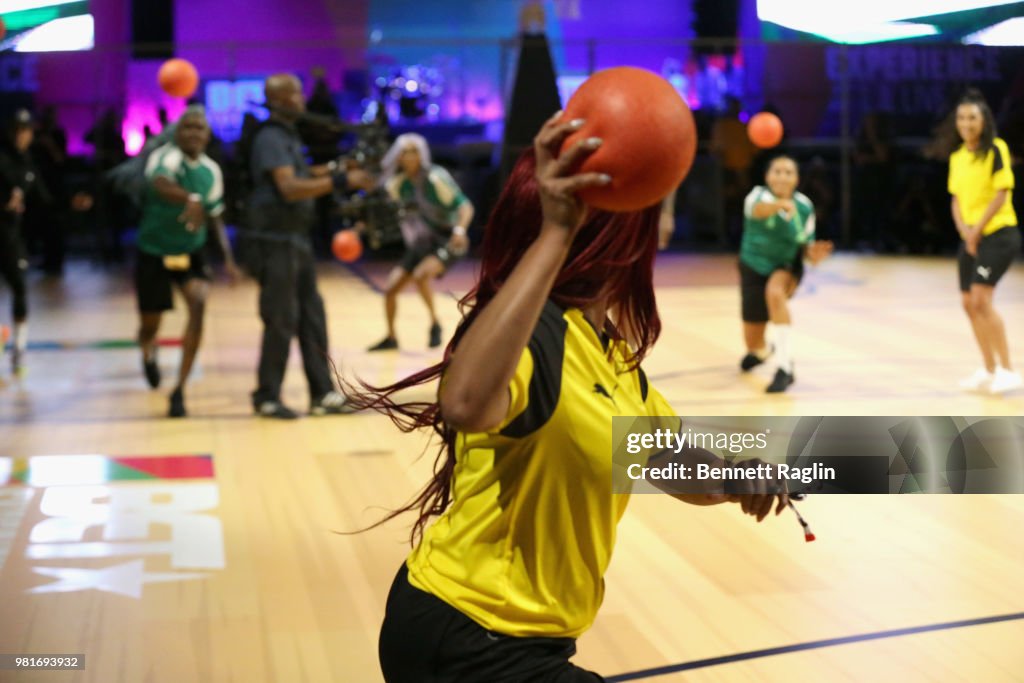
[739,257,804,323]
[957,226,1020,292]
[379,564,604,683]
[135,248,211,313]
[399,238,459,275]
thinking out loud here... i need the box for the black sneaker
[766,367,795,393]
[740,353,764,372]
[740,345,772,372]
[143,355,161,388]
[368,336,398,352]
[428,323,442,348]
[168,387,186,418]
[310,390,357,416]
[255,400,299,419]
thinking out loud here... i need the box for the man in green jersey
[738,155,832,393]
[135,106,239,417]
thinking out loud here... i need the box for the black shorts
[739,257,804,323]
[0,227,28,319]
[135,248,211,313]
[958,226,1020,292]
[379,564,604,683]
[399,239,458,276]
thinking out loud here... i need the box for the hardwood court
[1,253,1022,682]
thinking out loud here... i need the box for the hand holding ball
[559,67,696,212]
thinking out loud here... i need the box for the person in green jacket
[135,106,239,417]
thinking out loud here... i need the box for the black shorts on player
[739,256,804,324]
[957,226,1019,292]
[399,237,459,275]
[379,565,604,683]
[135,249,211,313]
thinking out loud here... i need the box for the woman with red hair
[358,113,788,682]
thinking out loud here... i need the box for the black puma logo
[593,383,618,407]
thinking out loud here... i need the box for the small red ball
[332,230,363,263]
[158,58,200,99]
[748,112,784,149]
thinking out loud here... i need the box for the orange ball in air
[332,230,362,263]
[560,66,697,212]
[748,112,784,149]
[158,58,200,99]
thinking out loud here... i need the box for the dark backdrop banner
[759,45,1024,140]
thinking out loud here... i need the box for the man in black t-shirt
[247,73,373,419]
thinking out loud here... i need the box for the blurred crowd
[4,77,1024,279]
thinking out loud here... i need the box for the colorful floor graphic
[1,454,214,487]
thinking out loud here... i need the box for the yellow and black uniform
[949,137,1019,291]
[380,301,675,683]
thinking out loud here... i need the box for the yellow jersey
[948,137,1017,236]
[406,301,675,638]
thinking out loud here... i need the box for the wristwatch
[452,225,467,237]
[187,192,202,204]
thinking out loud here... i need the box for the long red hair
[345,148,663,543]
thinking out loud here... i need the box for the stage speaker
[132,0,174,59]
[500,33,561,180]
[693,0,738,53]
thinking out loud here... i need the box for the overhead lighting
[2,0,83,13]
[759,0,1023,26]
[963,17,1024,45]
[13,14,94,52]
[758,0,1024,43]
[808,23,940,44]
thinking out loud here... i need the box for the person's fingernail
[585,137,602,148]
[598,174,611,184]
[569,118,585,128]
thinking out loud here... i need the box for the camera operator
[247,73,373,419]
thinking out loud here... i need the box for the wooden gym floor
[0,252,1022,682]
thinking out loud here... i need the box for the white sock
[14,322,27,353]
[773,324,792,373]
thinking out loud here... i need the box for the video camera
[259,101,405,249]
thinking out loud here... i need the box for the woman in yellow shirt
[948,90,1020,394]
[349,113,789,682]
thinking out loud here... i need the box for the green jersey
[137,143,225,256]
[385,165,467,232]
[739,186,816,275]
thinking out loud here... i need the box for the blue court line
[605,611,1024,682]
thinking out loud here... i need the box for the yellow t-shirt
[406,302,676,638]
[948,137,1017,236]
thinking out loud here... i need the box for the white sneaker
[959,368,994,391]
[989,368,1023,395]
[310,390,357,416]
